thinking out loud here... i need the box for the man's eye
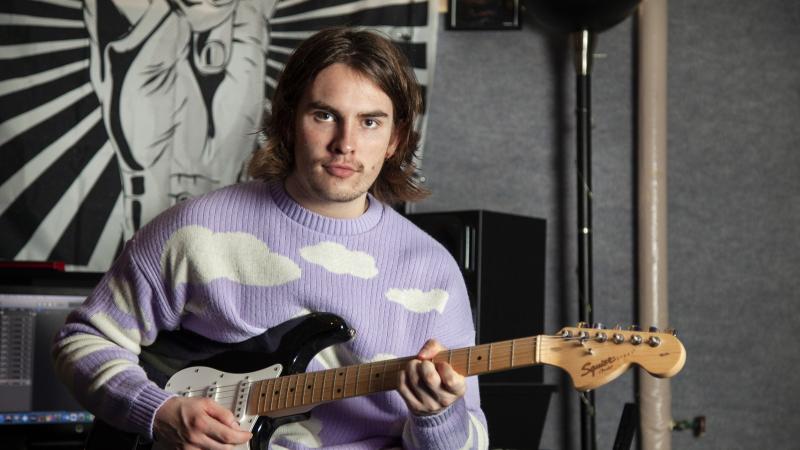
[363,118,379,128]
[314,111,334,121]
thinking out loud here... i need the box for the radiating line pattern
[0,0,437,272]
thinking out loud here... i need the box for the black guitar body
[85,312,354,450]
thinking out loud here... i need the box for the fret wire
[346,367,353,397]
[321,369,329,402]
[467,347,473,375]
[355,364,363,396]
[488,343,493,371]
[331,369,338,400]
[257,380,266,414]
[325,369,336,400]
[313,371,322,404]
[299,372,307,406]
[511,340,517,367]
[286,375,298,408]
[342,368,349,397]
[368,362,374,393]
[336,368,344,399]
[282,375,290,409]
[381,359,389,390]
[329,369,337,400]
[294,373,303,406]
[269,378,279,412]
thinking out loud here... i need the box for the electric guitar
[85,312,686,450]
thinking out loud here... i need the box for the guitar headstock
[540,324,686,391]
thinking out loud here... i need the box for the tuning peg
[613,324,622,330]
[595,332,608,343]
[593,322,606,330]
[648,336,662,347]
[630,335,643,345]
[665,328,678,336]
[628,325,641,331]
[577,321,588,328]
[561,329,573,338]
[612,333,625,344]
[648,326,659,333]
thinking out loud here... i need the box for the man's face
[285,63,397,218]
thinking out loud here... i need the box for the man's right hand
[153,397,252,450]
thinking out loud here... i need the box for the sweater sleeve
[401,259,489,450]
[52,238,181,439]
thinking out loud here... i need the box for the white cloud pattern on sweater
[385,288,449,314]
[300,241,378,279]
[161,226,300,287]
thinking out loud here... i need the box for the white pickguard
[152,363,284,450]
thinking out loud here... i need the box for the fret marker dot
[477,356,482,360]
[337,388,342,393]
[307,385,312,389]
[274,390,279,395]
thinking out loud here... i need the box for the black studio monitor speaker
[407,210,554,449]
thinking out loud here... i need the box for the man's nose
[331,121,356,154]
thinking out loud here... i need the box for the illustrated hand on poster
[84,0,278,237]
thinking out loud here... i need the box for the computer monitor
[0,286,95,448]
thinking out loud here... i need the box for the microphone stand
[573,28,597,450]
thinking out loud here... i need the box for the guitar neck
[249,336,540,416]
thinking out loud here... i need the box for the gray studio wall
[414,1,800,449]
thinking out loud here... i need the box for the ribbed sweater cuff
[129,383,175,439]
[409,397,469,448]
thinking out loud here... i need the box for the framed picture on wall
[447,0,521,30]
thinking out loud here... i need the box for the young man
[54,28,488,449]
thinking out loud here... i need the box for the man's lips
[323,162,360,178]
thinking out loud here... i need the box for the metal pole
[573,28,597,450]
[636,0,671,448]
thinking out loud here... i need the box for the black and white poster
[0,0,437,271]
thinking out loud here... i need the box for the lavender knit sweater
[53,181,488,449]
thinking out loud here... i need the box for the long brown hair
[248,27,429,204]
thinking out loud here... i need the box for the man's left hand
[397,339,466,416]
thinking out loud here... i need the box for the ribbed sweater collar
[268,181,384,236]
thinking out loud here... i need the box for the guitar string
[169,338,552,398]
[169,334,639,398]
